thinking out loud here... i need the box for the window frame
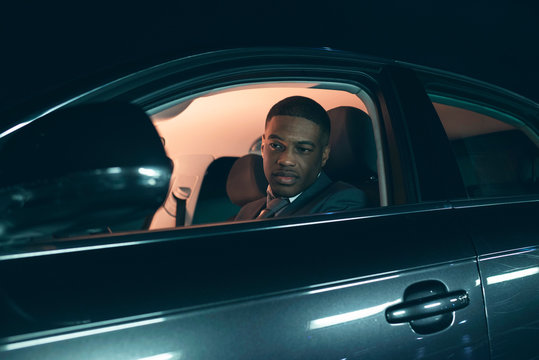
[378,65,467,203]
[67,58,414,216]
[0,49,475,250]
[147,79,386,228]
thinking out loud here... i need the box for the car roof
[1,47,537,135]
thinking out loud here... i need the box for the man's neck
[267,172,322,204]
[267,186,301,203]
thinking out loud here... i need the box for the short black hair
[266,96,330,145]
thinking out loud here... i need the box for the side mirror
[0,102,172,243]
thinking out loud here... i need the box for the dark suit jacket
[234,172,368,220]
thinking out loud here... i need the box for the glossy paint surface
[479,248,539,360]
[0,102,172,242]
[0,204,489,359]
[453,199,539,360]
[1,258,487,360]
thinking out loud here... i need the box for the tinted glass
[432,101,539,198]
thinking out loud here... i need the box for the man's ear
[321,145,330,167]
[260,134,265,158]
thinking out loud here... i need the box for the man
[234,96,367,220]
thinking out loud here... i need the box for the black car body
[0,48,538,359]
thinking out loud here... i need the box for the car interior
[145,81,385,230]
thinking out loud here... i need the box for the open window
[146,81,385,230]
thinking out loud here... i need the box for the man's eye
[297,147,313,153]
[270,143,283,150]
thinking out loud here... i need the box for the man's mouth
[272,171,298,185]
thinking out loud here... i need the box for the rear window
[432,99,539,198]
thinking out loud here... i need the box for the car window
[0,79,387,245]
[147,81,383,230]
[431,98,539,198]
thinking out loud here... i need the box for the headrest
[226,154,268,206]
[324,106,377,184]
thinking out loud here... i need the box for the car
[0,47,538,360]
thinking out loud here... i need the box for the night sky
[1,1,538,111]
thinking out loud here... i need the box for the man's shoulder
[322,181,368,204]
[327,180,362,193]
[290,179,368,216]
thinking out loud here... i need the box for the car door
[0,49,491,359]
[0,204,488,360]
[455,200,539,360]
[416,67,539,360]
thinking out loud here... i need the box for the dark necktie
[256,197,289,219]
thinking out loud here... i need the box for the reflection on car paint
[309,299,400,330]
[486,267,539,285]
[138,352,182,360]
[481,247,537,261]
[138,167,162,177]
[0,120,32,139]
[2,317,166,351]
[106,167,122,174]
[307,274,400,295]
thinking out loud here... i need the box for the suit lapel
[279,172,333,216]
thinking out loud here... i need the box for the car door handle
[385,290,469,323]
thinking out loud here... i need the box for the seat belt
[173,187,191,227]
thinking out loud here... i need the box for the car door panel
[2,259,487,360]
[0,204,489,359]
[453,199,539,360]
[479,248,539,360]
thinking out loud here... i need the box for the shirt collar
[267,172,321,204]
[288,192,301,203]
[266,187,302,204]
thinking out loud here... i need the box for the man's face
[262,115,329,198]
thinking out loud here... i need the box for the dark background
[1,1,538,112]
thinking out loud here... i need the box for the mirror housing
[0,102,172,243]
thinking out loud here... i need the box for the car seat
[450,130,539,197]
[191,157,241,224]
[325,106,379,206]
[226,154,268,207]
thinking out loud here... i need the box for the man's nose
[277,149,296,166]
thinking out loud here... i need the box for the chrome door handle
[386,290,469,323]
